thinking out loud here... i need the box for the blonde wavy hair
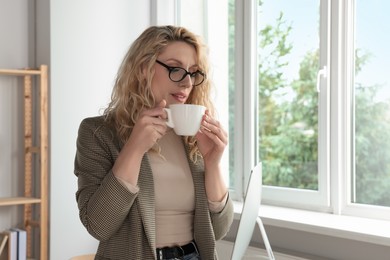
[103,25,215,163]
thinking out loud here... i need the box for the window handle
[316,65,327,92]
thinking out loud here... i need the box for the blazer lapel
[185,145,215,259]
[137,154,156,250]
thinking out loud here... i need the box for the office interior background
[1,0,390,259]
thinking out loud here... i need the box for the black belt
[156,241,197,260]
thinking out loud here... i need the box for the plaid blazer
[74,116,234,260]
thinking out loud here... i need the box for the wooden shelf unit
[0,65,48,260]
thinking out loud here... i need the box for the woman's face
[151,41,198,107]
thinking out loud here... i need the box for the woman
[74,25,234,260]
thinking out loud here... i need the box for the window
[257,0,330,209]
[173,0,390,220]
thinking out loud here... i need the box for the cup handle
[164,108,174,128]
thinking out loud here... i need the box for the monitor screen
[231,163,262,259]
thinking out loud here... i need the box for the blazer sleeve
[210,193,234,240]
[74,117,137,241]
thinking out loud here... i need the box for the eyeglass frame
[155,60,206,86]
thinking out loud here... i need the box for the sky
[355,0,390,98]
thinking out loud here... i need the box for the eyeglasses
[156,60,205,86]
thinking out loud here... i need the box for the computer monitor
[230,163,275,260]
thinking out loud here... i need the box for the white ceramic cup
[164,104,206,136]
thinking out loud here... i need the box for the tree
[256,10,319,189]
[355,81,390,206]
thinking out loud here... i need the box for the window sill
[233,202,390,247]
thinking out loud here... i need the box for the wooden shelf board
[0,197,41,206]
[0,68,42,76]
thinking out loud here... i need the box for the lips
[171,92,187,103]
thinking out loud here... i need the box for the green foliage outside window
[257,12,318,190]
[229,0,390,206]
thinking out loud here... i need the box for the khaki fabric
[74,116,234,260]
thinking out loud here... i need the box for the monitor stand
[256,216,275,260]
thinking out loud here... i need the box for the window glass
[353,1,390,207]
[257,0,320,190]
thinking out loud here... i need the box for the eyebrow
[163,58,199,70]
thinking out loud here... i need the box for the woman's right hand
[128,99,168,154]
[112,100,168,185]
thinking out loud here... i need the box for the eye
[190,72,200,78]
[170,67,182,73]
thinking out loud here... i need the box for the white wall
[49,1,150,259]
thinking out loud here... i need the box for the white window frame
[254,0,331,211]
[232,0,258,201]
[334,0,390,221]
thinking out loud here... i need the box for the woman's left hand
[195,110,228,168]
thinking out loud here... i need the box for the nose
[179,74,193,88]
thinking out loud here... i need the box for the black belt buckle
[157,241,196,260]
[170,246,185,259]
[157,247,183,260]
